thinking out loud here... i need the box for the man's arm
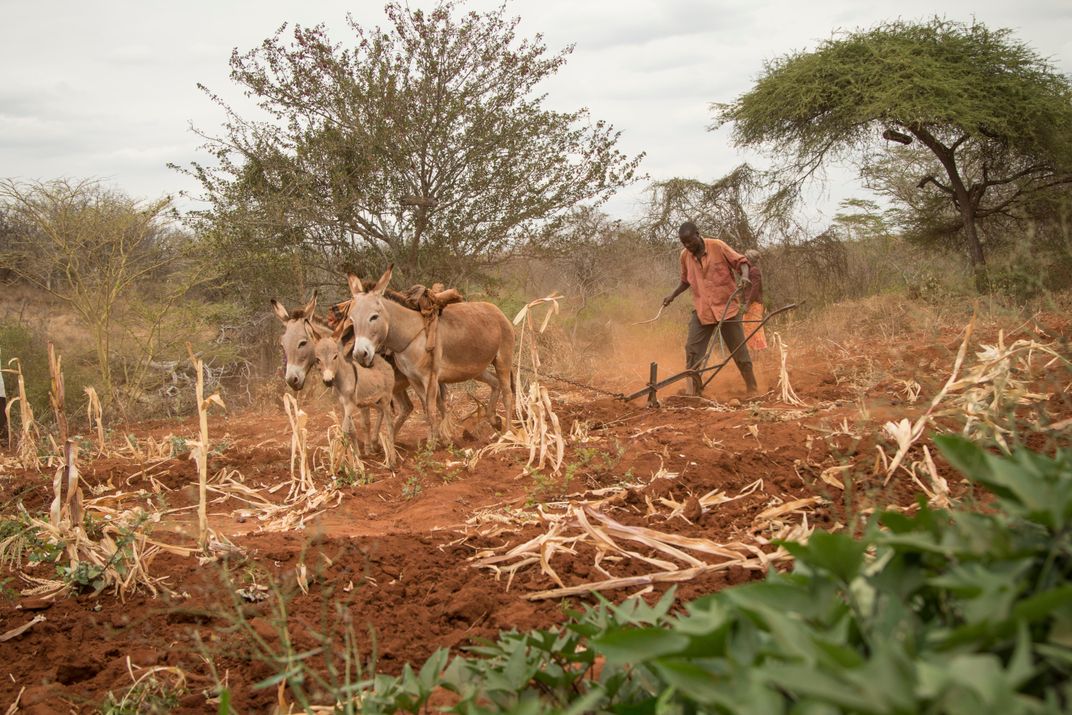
[739,263,750,286]
[663,281,689,307]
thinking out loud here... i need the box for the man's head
[744,249,760,264]
[678,221,703,255]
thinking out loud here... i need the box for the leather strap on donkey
[406,283,463,353]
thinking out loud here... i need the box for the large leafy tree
[715,18,1072,287]
[179,2,642,290]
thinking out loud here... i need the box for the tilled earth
[1,307,1069,713]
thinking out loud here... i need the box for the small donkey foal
[306,320,397,468]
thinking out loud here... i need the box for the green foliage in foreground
[231,436,1071,713]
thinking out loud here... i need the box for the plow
[622,300,802,406]
[525,294,802,407]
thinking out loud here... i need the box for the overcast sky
[1,0,1069,230]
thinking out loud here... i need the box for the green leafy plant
[168,435,190,456]
[99,669,186,714]
[209,438,232,457]
[334,464,369,489]
[0,511,63,569]
[402,475,423,500]
[412,444,465,485]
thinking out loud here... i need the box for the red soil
[0,305,1068,713]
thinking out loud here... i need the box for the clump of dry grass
[313,410,366,482]
[102,660,190,712]
[938,331,1069,451]
[876,315,1067,507]
[1,440,180,601]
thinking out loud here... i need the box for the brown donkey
[346,267,515,446]
[271,291,416,439]
[306,320,397,467]
[271,292,325,391]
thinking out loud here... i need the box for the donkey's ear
[372,264,393,295]
[271,299,290,323]
[347,274,364,297]
[303,319,323,341]
[301,289,318,319]
[331,317,351,341]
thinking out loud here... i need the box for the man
[662,222,758,395]
[742,249,768,353]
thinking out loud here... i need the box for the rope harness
[328,284,464,409]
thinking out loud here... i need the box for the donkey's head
[346,266,393,368]
[270,291,318,390]
[306,319,349,388]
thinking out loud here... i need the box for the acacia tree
[715,18,1072,287]
[179,2,642,289]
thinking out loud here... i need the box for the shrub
[0,321,95,428]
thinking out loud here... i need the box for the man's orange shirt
[679,237,749,325]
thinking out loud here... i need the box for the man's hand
[738,276,751,288]
[662,295,674,308]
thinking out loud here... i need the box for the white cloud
[1,0,1068,231]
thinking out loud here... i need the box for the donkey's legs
[370,405,384,447]
[359,406,373,455]
[425,369,442,450]
[341,403,361,460]
[378,397,397,468]
[405,370,439,450]
[392,383,413,437]
[494,345,515,433]
[474,367,502,429]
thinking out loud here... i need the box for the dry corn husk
[470,294,566,474]
[47,343,68,447]
[881,315,975,484]
[283,393,314,500]
[84,386,106,456]
[0,440,175,601]
[313,410,366,479]
[472,477,816,601]
[879,317,1068,494]
[773,332,807,406]
[3,357,41,469]
[187,344,225,550]
[0,615,46,642]
[937,332,1068,452]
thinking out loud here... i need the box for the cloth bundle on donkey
[327,283,465,356]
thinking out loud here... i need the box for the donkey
[306,320,397,467]
[271,291,415,439]
[346,266,515,447]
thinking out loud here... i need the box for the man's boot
[683,372,703,397]
[740,363,758,395]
